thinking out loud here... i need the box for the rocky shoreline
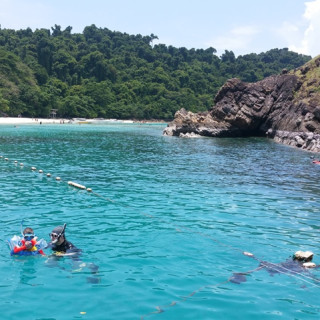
[270,130,320,152]
[164,56,320,153]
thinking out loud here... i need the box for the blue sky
[0,0,320,57]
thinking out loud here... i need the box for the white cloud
[206,25,260,56]
[287,0,320,57]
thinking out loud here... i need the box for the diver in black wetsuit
[47,224,81,255]
[46,224,100,283]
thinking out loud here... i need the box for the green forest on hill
[0,24,312,120]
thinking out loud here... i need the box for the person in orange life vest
[13,227,45,255]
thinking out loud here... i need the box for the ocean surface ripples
[0,124,320,319]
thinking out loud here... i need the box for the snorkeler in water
[45,224,100,283]
[229,251,319,284]
[11,227,45,256]
[46,224,81,256]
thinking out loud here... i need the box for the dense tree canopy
[0,25,312,120]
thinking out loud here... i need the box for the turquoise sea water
[0,123,320,320]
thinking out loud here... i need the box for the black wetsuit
[47,239,81,254]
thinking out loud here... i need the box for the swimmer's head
[293,251,314,262]
[23,227,35,240]
[23,227,34,234]
[50,225,65,244]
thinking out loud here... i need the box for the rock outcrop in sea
[163,56,320,153]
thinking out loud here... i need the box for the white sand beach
[0,117,165,125]
[0,117,70,125]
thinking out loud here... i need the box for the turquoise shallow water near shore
[0,123,320,320]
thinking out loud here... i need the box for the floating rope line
[1,154,320,318]
[0,155,93,193]
[140,278,230,320]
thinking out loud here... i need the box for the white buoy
[47,173,51,177]
[39,170,43,173]
[87,188,92,192]
[0,156,2,158]
[56,177,61,181]
[14,160,18,163]
[294,251,314,261]
[5,158,9,161]
[68,181,86,190]
[31,167,36,170]
[243,252,254,257]
[20,163,24,166]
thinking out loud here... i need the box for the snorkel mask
[24,233,35,241]
[50,223,67,244]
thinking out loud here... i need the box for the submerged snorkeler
[45,224,100,283]
[230,251,319,285]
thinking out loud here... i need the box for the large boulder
[163,56,320,153]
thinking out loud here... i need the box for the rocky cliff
[163,56,320,153]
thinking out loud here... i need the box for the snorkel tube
[20,220,24,237]
[61,223,67,237]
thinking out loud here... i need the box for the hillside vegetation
[0,24,312,120]
[292,55,320,107]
